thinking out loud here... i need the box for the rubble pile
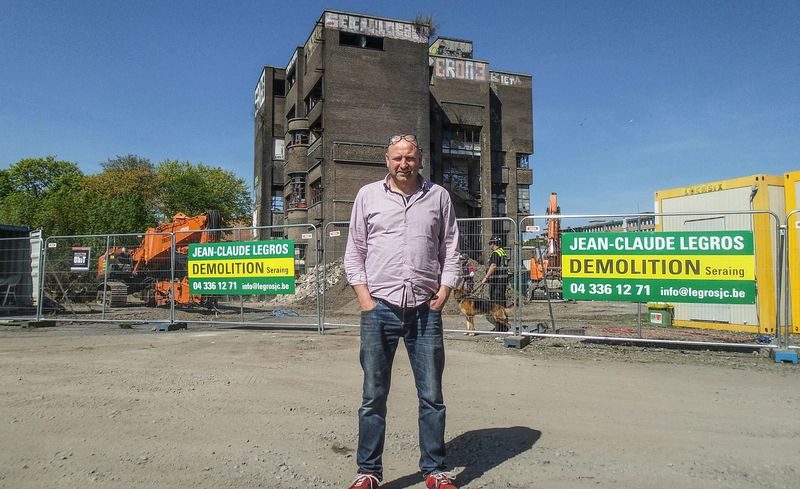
[268,259,348,307]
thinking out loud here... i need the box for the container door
[679,217,731,323]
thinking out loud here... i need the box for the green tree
[0,169,12,199]
[155,160,251,225]
[0,156,85,235]
[0,155,251,234]
[81,155,158,233]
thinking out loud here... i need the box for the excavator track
[97,281,128,307]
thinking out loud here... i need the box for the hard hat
[489,236,501,244]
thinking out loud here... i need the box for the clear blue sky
[1,0,798,216]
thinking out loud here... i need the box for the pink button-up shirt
[344,175,461,308]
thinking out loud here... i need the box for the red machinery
[529,193,563,299]
[97,211,220,307]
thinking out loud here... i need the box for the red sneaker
[425,472,458,489]
[347,473,381,489]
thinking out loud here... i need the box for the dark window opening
[286,174,306,209]
[492,183,507,217]
[309,120,323,145]
[286,68,296,89]
[442,126,481,157]
[305,79,323,113]
[339,31,383,50]
[288,130,309,147]
[310,179,323,206]
[517,185,530,214]
[273,79,286,96]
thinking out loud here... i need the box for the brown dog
[452,286,510,335]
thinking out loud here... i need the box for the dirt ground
[0,322,798,489]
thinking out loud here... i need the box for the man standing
[481,236,509,307]
[344,134,460,489]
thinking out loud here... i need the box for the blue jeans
[357,299,447,479]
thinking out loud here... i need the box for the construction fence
[2,212,799,352]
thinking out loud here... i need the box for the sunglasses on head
[388,134,418,147]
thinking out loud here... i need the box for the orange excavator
[97,211,221,307]
[529,193,562,300]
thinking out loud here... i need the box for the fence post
[513,218,521,335]
[775,224,785,348]
[170,232,176,326]
[314,225,322,334]
[36,238,47,322]
[101,235,110,320]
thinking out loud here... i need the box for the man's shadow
[381,426,541,488]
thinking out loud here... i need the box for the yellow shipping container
[655,174,786,334]
[785,171,800,334]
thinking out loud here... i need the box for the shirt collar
[382,174,431,195]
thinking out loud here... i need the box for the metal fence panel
[517,211,783,349]
[176,225,320,330]
[321,217,520,336]
[39,226,322,330]
[321,221,357,332]
[786,209,799,349]
[445,217,519,335]
[0,236,42,320]
[41,233,173,324]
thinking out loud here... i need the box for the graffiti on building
[429,38,473,58]
[324,12,429,43]
[254,69,267,112]
[432,57,488,82]
[491,72,525,86]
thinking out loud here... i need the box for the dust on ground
[0,321,797,489]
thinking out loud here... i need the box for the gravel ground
[0,321,798,489]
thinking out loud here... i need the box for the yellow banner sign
[189,257,294,279]
[563,254,754,280]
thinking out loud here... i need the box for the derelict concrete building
[253,10,534,259]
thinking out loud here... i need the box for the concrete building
[571,214,656,233]
[253,10,534,261]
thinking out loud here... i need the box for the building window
[339,31,383,50]
[310,178,323,206]
[516,153,530,168]
[309,121,323,146]
[443,166,468,195]
[517,184,530,215]
[273,138,285,160]
[289,130,309,147]
[273,79,286,96]
[271,192,284,212]
[442,126,481,156]
[492,183,507,217]
[294,244,307,275]
[305,80,323,113]
[286,174,306,209]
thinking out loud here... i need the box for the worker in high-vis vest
[481,236,509,306]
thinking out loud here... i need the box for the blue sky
[1,0,798,215]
